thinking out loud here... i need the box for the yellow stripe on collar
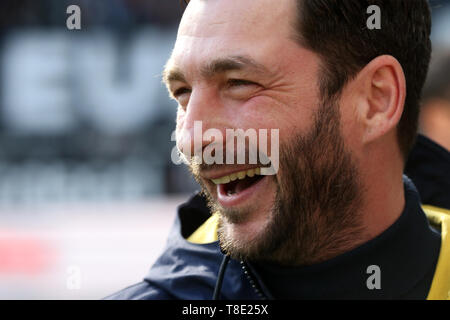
[423,205,450,300]
[187,213,220,244]
[186,205,450,299]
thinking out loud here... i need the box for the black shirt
[251,177,441,299]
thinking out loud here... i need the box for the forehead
[179,0,296,39]
[168,0,298,74]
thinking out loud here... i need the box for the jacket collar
[405,134,450,209]
[246,177,441,299]
[171,176,441,299]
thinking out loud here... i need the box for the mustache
[179,141,279,176]
[187,150,278,177]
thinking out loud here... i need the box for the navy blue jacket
[405,134,450,209]
[106,176,447,300]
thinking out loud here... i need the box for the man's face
[165,0,363,265]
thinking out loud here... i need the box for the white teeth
[212,175,230,185]
[211,167,264,185]
[237,171,246,180]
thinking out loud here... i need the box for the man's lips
[200,165,267,181]
[216,173,268,208]
[200,165,272,208]
[210,167,261,185]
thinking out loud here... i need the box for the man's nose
[177,87,224,158]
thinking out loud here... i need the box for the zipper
[240,260,268,300]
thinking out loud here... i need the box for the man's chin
[197,172,277,259]
[213,191,276,260]
[218,213,269,243]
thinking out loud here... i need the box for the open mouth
[211,168,267,203]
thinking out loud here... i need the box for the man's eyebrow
[163,67,186,84]
[200,55,269,78]
[163,55,269,85]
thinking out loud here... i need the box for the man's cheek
[175,114,184,134]
[175,109,185,133]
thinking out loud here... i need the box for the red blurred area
[0,230,56,275]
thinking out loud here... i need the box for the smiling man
[107,0,450,300]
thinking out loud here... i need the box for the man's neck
[358,140,405,243]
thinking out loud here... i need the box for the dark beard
[193,98,365,266]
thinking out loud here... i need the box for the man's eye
[227,79,258,87]
[172,87,191,109]
[173,87,191,97]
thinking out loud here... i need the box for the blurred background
[0,0,449,299]
[0,0,198,299]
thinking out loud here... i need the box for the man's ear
[354,55,406,144]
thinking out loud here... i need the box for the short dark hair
[297,0,432,159]
[182,0,432,159]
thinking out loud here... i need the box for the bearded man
[107,0,450,300]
